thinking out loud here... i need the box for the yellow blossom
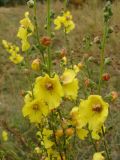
[9,52,24,64]
[17,11,34,51]
[76,128,88,140]
[61,69,79,100]
[54,11,75,33]
[34,74,64,110]
[2,130,8,141]
[79,95,109,131]
[93,152,105,160]
[22,99,49,123]
[2,40,20,54]
[42,129,54,149]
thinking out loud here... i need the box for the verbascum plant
[2,0,118,160]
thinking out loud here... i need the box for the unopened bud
[111,91,118,101]
[93,36,101,44]
[27,0,34,8]
[65,128,74,137]
[31,58,40,71]
[78,62,84,69]
[60,48,67,58]
[55,129,63,138]
[104,57,111,65]
[102,73,110,81]
[40,36,52,46]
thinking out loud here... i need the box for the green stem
[64,0,67,10]
[33,0,45,64]
[33,0,39,42]
[47,0,52,76]
[98,22,108,94]
[102,126,111,160]
[49,112,64,160]
[64,29,73,68]
[87,128,97,152]
[57,109,67,157]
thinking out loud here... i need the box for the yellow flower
[76,128,88,140]
[34,74,64,110]
[2,130,8,141]
[79,95,109,131]
[17,27,28,40]
[54,16,63,30]
[22,99,49,123]
[2,40,20,54]
[61,69,79,100]
[42,129,54,149]
[20,12,34,34]
[54,11,75,33]
[93,152,105,160]
[9,52,24,64]
[21,39,30,51]
[17,11,34,51]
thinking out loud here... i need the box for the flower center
[66,16,71,21]
[32,104,39,111]
[45,82,53,90]
[92,104,102,113]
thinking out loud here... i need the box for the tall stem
[47,0,52,76]
[102,127,111,160]
[34,0,39,42]
[33,0,45,63]
[98,22,108,94]
[97,21,111,160]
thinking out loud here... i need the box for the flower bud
[65,128,74,137]
[102,73,110,81]
[104,57,111,65]
[31,58,40,71]
[111,91,118,101]
[34,147,41,154]
[78,62,84,70]
[61,56,67,65]
[2,131,8,142]
[60,48,67,58]
[55,129,64,138]
[88,56,96,62]
[27,0,34,8]
[40,36,52,46]
[93,36,101,44]
[108,26,114,34]
[84,78,90,87]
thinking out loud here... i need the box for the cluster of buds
[104,1,113,23]
[55,127,74,138]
